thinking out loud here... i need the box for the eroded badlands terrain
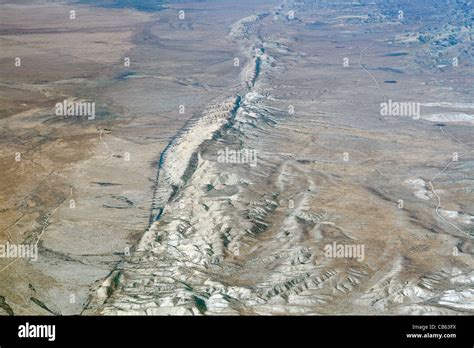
[0,0,473,315]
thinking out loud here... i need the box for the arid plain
[0,0,473,315]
